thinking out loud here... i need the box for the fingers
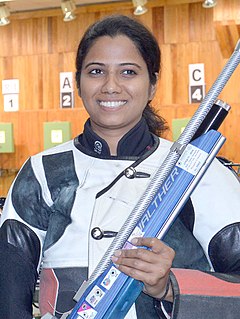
[112,246,159,269]
[112,237,175,262]
[110,237,175,300]
[112,248,154,273]
[111,237,175,282]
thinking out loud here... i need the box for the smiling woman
[79,35,157,155]
[75,15,167,156]
[0,14,240,319]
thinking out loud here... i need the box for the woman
[0,15,240,319]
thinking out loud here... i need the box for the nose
[101,73,122,94]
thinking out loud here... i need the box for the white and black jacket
[0,118,240,319]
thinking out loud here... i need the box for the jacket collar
[74,118,155,158]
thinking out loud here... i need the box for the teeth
[99,101,126,108]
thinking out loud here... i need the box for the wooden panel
[4,18,50,56]
[0,56,13,80]
[155,44,174,105]
[164,4,190,44]
[152,7,164,44]
[214,0,240,24]
[222,103,240,161]
[55,13,98,53]
[0,111,20,170]
[213,0,240,58]
[214,22,240,58]
[0,173,18,197]
[13,55,43,110]
[0,111,48,167]
[189,3,215,42]
[0,58,4,111]
[0,25,13,58]
[42,53,61,110]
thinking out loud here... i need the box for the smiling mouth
[99,100,127,108]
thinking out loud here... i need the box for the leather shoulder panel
[209,222,240,273]
[0,219,41,268]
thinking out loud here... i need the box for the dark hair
[76,14,168,136]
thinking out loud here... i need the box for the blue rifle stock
[42,40,240,319]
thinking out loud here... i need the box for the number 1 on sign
[4,94,19,112]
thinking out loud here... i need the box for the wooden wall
[0,0,240,195]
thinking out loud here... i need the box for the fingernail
[131,238,138,245]
[111,256,118,263]
[114,250,122,257]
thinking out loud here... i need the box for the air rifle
[42,39,240,319]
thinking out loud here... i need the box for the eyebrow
[84,62,142,69]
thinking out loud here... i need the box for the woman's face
[79,35,157,138]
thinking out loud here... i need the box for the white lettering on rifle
[138,167,179,232]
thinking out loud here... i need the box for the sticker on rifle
[101,266,121,290]
[86,286,105,307]
[176,144,208,175]
[77,302,97,318]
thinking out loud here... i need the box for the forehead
[83,35,145,64]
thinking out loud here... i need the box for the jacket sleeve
[0,158,49,319]
[0,220,41,319]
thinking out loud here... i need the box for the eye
[121,69,137,76]
[89,68,104,75]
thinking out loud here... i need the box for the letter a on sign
[60,72,74,108]
[60,72,73,92]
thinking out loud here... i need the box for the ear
[76,71,81,96]
[149,72,159,100]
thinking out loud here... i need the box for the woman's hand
[111,237,175,301]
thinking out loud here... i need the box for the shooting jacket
[0,118,240,319]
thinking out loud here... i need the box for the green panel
[0,123,14,153]
[172,118,191,141]
[44,122,71,150]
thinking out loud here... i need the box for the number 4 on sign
[189,85,205,104]
[4,94,19,112]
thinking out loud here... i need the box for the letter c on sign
[193,69,201,82]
